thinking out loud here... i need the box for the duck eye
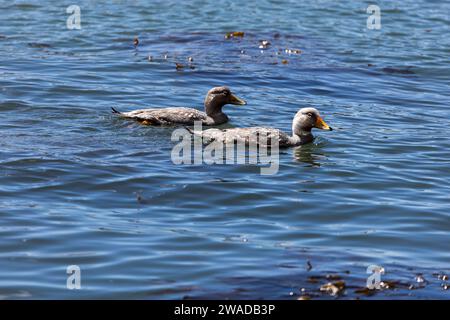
[223,91,230,96]
[307,112,313,117]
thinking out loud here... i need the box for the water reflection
[292,143,327,167]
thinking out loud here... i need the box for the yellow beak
[229,93,247,106]
[315,115,332,131]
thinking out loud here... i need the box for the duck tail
[111,107,121,114]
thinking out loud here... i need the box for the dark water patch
[188,262,450,299]
[27,42,52,49]
[0,100,32,111]
[382,66,416,75]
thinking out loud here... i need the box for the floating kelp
[285,48,302,54]
[187,267,449,299]
[355,279,401,296]
[175,62,195,70]
[437,274,448,281]
[225,31,245,39]
[133,32,311,72]
[414,274,426,283]
[354,287,376,296]
[379,281,396,289]
[307,276,320,284]
[325,274,342,281]
[320,280,345,296]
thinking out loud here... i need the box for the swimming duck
[111,86,246,126]
[188,107,332,147]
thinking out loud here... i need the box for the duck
[111,86,246,126]
[188,107,332,147]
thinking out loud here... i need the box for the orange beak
[315,115,332,131]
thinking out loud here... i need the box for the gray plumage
[189,107,333,148]
[112,86,246,126]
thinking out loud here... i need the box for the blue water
[0,0,449,299]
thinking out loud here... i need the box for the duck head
[292,107,332,137]
[204,86,246,116]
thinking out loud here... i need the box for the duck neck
[292,129,314,145]
[208,112,228,125]
[205,99,227,124]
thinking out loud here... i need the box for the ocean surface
[0,0,449,299]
